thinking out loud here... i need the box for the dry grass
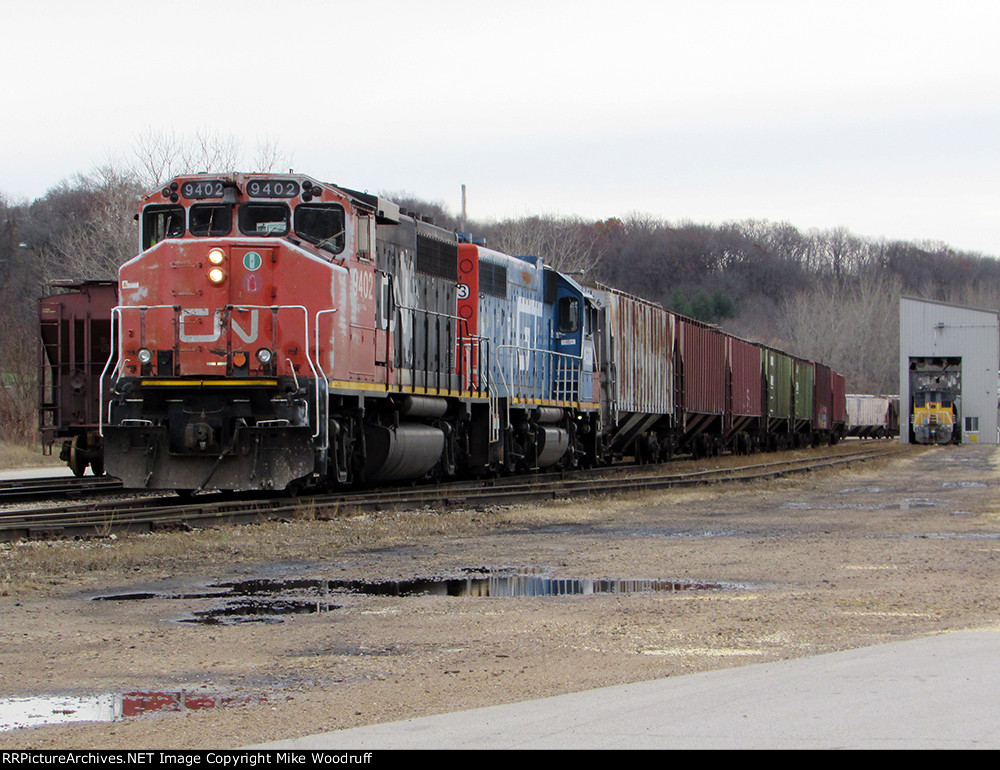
[0,440,62,471]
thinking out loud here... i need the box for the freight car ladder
[37,311,63,452]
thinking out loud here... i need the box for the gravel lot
[1,442,998,748]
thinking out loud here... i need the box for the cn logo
[179,309,259,343]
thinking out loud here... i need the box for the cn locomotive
[92,172,845,492]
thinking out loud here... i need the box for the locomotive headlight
[137,348,153,364]
[208,248,225,265]
[255,347,273,365]
[208,267,226,284]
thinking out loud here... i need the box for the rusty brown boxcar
[812,362,846,444]
[38,280,118,476]
[727,335,764,453]
[831,372,847,429]
[592,287,674,461]
[675,316,727,456]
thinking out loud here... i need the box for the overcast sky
[4,0,999,255]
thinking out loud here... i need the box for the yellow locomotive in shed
[911,387,957,444]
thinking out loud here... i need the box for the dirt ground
[1,442,999,749]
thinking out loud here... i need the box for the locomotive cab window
[294,204,346,254]
[238,203,289,236]
[142,205,185,249]
[558,296,579,333]
[189,204,233,237]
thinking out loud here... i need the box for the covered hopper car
[845,394,900,439]
[38,280,118,476]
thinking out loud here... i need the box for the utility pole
[460,184,467,232]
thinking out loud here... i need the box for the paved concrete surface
[254,629,1000,749]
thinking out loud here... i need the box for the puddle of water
[0,691,262,732]
[178,599,342,625]
[623,528,746,539]
[941,481,988,488]
[783,501,937,511]
[330,575,727,597]
[94,570,739,623]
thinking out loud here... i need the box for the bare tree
[128,128,287,189]
[37,164,142,281]
[252,138,290,173]
[487,214,604,276]
[780,272,903,393]
[0,307,40,442]
[38,130,292,281]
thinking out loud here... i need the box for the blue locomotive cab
[546,268,594,405]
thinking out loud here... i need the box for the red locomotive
[105,173,506,491]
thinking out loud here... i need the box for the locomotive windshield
[294,204,345,254]
[141,194,346,254]
[190,204,232,237]
[238,203,290,236]
[914,390,953,407]
[142,205,185,249]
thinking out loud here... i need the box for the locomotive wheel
[68,436,88,478]
[90,455,105,477]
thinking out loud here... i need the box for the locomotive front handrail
[314,307,339,452]
[102,303,324,445]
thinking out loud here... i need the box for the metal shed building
[899,296,999,444]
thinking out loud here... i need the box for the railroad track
[0,474,123,503]
[0,443,900,542]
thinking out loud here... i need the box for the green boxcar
[764,348,793,424]
[793,359,814,428]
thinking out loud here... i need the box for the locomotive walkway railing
[494,344,583,405]
[395,303,489,397]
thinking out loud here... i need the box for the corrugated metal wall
[814,363,832,430]
[794,359,814,422]
[603,290,673,416]
[765,349,793,420]
[678,318,726,415]
[729,337,763,417]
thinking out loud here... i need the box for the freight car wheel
[90,456,105,477]
[68,436,87,478]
